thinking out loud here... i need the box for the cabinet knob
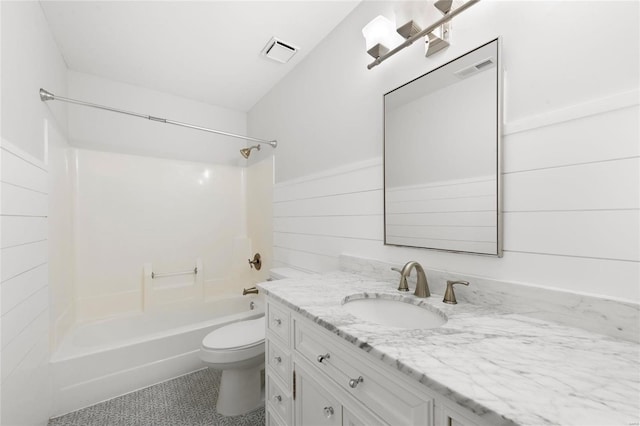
[273,395,282,403]
[323,406,334,418]
[348,376,364,388]
[273,318,282,326]
[317,353,331,363]
[273,356,282,365]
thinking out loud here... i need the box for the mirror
[384,38,502,256]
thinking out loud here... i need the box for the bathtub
[50,295,264,417]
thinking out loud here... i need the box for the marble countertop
[258,272,640,426]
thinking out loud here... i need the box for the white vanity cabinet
[265,297,487,426]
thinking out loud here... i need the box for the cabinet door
[342,407,386,426]
[294,365,342,426]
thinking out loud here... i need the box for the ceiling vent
[454,57,495,79]
[261,37,299,64]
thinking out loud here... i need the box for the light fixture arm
[39,88,277,148]
[367,0,480,70]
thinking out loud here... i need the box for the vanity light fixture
[364,0,481,69]
[394,2,429,39]
[361,15,404,59]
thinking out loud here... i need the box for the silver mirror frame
[383,37,503,257]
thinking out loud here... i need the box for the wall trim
[0,138,48,171]
[275,157,382,188]
[504,89,639,136]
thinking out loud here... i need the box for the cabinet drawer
[267,373,292,425]
[267,338,291,388]
[294,319,432,426]
[267,302,290,344]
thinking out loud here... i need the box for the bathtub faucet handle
[248,253,262,270]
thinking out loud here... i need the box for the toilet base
[215,363,265,416]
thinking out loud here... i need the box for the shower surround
[70,149,248,321]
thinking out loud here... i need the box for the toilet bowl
[200,267,310,416]
[201,316,266,416]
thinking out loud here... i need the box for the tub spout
[243,286,259,295]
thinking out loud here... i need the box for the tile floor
[48,369,265,426]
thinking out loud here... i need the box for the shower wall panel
[72,149,248,322]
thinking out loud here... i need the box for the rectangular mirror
[384,38,502,256]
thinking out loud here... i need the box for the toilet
[200,267,309,416]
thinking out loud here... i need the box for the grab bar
[151,267,198,279]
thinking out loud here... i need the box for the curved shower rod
[39,88,277,148]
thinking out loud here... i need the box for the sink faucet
[396,261,430,298]
[443,280,469,304]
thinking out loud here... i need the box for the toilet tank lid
[269,267,312,280]
[202,316,265,350]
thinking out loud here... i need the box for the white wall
[1,1,68,161]
[67,70,248,166]
[249,1,640,302]
[1,1,70,424]
[0,142,51,426]
[71,149,249,322]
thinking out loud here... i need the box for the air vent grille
[454,57,495,79]
[261,37,299,64]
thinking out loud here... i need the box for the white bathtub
[50,295,264,417]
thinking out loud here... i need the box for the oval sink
[342,295,447,329]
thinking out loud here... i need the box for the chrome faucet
[396,261,430,298]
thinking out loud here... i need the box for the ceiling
[40,1,360,112]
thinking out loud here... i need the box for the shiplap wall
[273,93,640,301]
[1,140,51,424]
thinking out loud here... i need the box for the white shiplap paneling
[1,264,48,317]
[0,140,50,424]
[0,144,48,192]
[1,216,48,249]
[1,307,49,381]
[273,100,640,301]
[1,240,48,283]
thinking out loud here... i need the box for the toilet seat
[200,316,265,367]
[203,316,265,351]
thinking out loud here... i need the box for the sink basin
[341,296,447,329]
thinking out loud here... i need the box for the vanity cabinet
[265,297,485,426]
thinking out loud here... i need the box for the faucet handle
[248,253,262,270]
[443,280,469,304]
[391,267,409,291]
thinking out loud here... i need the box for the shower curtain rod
[39,88,277,148]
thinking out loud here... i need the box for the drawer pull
[317,353,331,363]
[273,395,282,404]
[323,406,334,418]
[348,376,364,388]
[273,356,282,364]
[273,318,282,326]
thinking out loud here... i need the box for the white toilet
[200,267,309,416]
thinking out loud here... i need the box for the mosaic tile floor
[48,369,265,426]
